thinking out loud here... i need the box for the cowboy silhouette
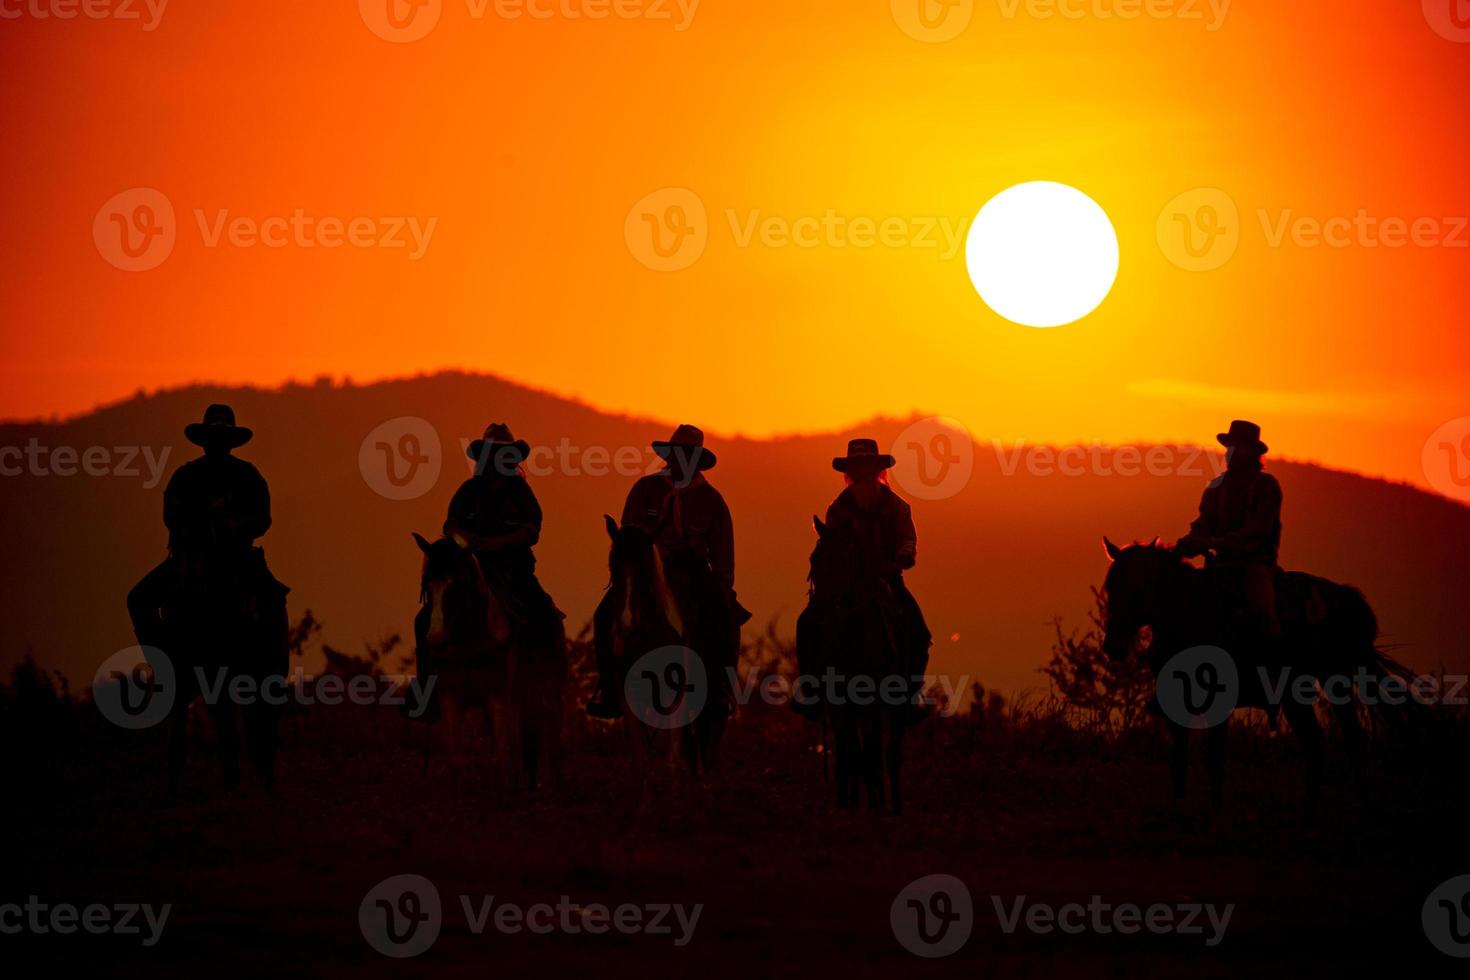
[588,424,750,719]
[1177,420,1283,652]
[795,438,932,723]
[442,424,562,645]
[126,404,285,652]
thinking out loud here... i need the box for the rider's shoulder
[1255,470,1283,494]
[881,484,911,511]
[628,473,668,496]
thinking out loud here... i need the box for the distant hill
[3,372,1467,696]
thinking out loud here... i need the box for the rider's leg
[790,605,822,720]
[892,577,933,722]
[587,591,624,718]
[1241,563,1284,723]
[127,559,177,651]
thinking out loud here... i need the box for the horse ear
[1151,536,1161,548]
[604,514,618,540]
[412,532,432,554]
[813,515,827,538]
[1103,536,1123,562]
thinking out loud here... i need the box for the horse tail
[1336,584,1428,735]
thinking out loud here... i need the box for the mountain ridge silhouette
[3,371,1466,696]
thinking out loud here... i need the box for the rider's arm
[1179,486,1217,554]
[708,495,735,589]
[244,465,272,540]
[620,476,661,533]
[443,480,476,543]
[894,499,917,571]
[162,467,183,535]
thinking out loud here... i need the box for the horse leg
[1331,698,1368,803]
[520,710,542,792]
[243,696,279,793]
[1169,720,1190,807]
[864,713,886,812]
[1204,717,1228,812]
[167,695,191,798]
[886,717,904,817]
[833,714,853,808]
[209,696,242,790]
[699,710,725,777]
[1282,698,1325,822]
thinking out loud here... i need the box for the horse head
[808,515,886,608]
[603,515,683,640]
[1100,536,1186,661]
[413,532,489,653]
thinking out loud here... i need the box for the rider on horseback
[1177,420,1283,661]
[126,404,287,653]
[442,424,562,648]
[587,424,751,719]
[793,438,932,724]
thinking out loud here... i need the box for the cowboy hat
[1216,419,1268,455]
[832,438,895,473]
[467,423,531,469]
[185,404,253,449]
[652,424,717,471]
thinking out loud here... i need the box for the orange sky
[2,0,1467,491]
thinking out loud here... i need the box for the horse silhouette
[157,548,287,795]
[801,515,907,814]
[412,533,564,791]
[600,515,725,776]
[1100,537,1414,815]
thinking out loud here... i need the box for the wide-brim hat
[1217,419,1268,455]
[467,423,531,467]
[185,403,253,449]
[653,424,717,471]
[833,438,895,473]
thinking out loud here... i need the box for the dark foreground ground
[5,687,1469,979]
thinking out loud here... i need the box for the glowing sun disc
[965,181,1120,328]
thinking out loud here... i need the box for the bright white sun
[965,181,1119,328]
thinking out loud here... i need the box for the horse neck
[649,545,686,638]
[1146,558,1208,645]
[472,562,516,648]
